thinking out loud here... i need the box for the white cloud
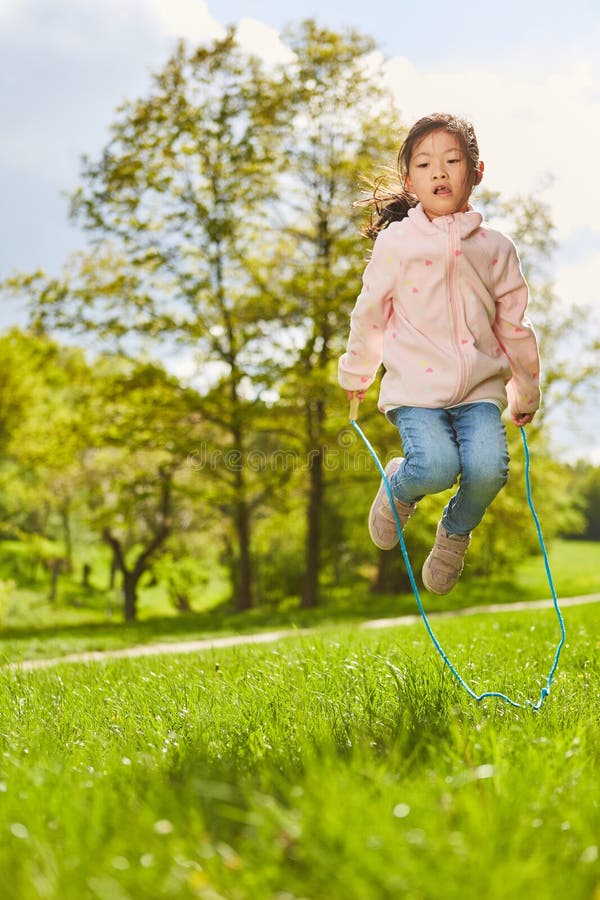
[0,0,14,22]
[235,17,296,65]
[147,0,225,43]
[555,254,600,311]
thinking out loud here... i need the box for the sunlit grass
[0,602,598,898]
[515,539,600,598]
[0,540,597,666]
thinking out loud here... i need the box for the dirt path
[8,593,599,673]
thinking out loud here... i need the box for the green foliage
[253,496,306,603]
[150,550,210,614]
[0,21,598,615]
[563,463,600,540]
[0,329,92,595]
[0,579,15,627]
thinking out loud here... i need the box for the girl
[339,112,540,595]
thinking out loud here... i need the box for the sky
[0,0,599,459]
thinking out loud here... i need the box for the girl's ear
[474,161,484,185]
[404,175,414,194]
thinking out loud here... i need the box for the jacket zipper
[447,218,468,404]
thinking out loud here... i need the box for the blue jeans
[386,403,509,537]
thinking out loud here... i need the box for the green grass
[0,539,598,665]
[0,601,599,898]
[515,539,600,598]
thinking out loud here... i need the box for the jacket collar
[408,202,483,238]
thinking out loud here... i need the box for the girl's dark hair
[358,112,481,240]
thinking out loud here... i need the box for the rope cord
[350,418,566,709]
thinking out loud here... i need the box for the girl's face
[405,128,483,220]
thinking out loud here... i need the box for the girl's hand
[512,411,535,426]
[345,390,365,401]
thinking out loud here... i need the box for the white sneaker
[368,458,417,550]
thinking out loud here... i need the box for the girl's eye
[448,158,461,164]
[417,163,428,168]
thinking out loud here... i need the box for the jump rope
[348,397,566,710]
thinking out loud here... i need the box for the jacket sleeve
[338,230,395,393]
[491,238,541,415]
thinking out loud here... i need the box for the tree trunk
[60,503,73,574]
[123,571,137,623]
[230,401,254,611]
[301,451,322,607]
[372,548,411,594]
[102,470,172,622]
[234,493,253,611]
[48,560,61,603]
[108,548,118,591]
[173,592,192,613]
[302,400,324,609]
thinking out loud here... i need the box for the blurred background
[0,0,598,625]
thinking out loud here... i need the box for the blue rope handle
[350,417,566,709]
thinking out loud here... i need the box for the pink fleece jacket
[338,203,541,416]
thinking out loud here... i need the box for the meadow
[1,598,598,899]
[1,539,599,666]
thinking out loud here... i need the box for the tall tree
[271,20,403,606]
[5,33,289,610]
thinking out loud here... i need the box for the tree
[0,329,92,596]
[80,357,207,621]
[270,20,403,606]
[4,33,289,611]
